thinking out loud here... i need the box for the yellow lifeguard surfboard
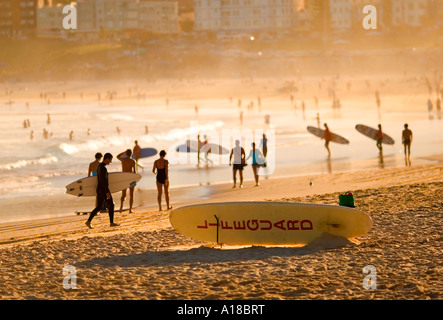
[169,202,372,246]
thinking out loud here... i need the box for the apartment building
[36,3,64,32]
[194,0,296,33]
[0,0,38,38]
[391,0,428,27]
[75,0,179,34]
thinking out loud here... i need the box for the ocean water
[0,98,442,222]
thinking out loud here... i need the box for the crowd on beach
[83,133,271,230]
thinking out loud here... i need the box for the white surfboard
[170,202,372,245]
[66,172,142,197]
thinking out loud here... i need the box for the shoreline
[1,151,441,225]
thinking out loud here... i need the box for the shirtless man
[88,153,103,177]
[402,123,413,160]
[117,149,136,213]
[229,140,246,188]
[133,140,142,171]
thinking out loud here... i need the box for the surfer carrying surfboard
[322,123,332,158]
[117,149,137,213]
[133,140,141,162]
[86,153,119,229]
[229,140,245,188]
[376,124,383,151]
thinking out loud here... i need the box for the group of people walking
[85,141,170,229]
[229,135,268,188]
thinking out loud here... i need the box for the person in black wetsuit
[152,150,171,211]
[85,153,119,229]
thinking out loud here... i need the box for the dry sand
[0,160,441,300]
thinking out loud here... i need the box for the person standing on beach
[402,124,413,161]
[202,135,213,167]
[322,123,332,158]
[88,153,103,177]
[376,124,383,152]
[197,134,202,167]
[86,153,119,229]
[229,140,245,188]
[152,150,171,211]
[246,142,264,187]
[133,140,142,172]
[260,134,268,158]
[117,149,136,213]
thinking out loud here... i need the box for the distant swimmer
[246,142,265,187]
[436,98,441,119]
[402,123,413,163]
[86,153,119,229]
[322,123,332,158]
[375,90,381,109]
[427,99,433,113]
[117,149,136,213]
[229,140,246,188]
[47,113,51,125]
[376,124,383,151]
[88,152,103,177]
[152,150,171,211]
[30,130,34,141]
[69,130,74,141]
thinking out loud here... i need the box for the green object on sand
[339,193,355,208]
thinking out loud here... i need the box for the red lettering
[221,221,233,229]
[233,221,246,230]
[274,220,286,230]
[247,220,259,231]
[259,220,272,230]
[197,220,208,229]
[301,220,313,230]
[287,220,300,230]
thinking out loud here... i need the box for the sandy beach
[2,71,442,302]
[0,157,441,300]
